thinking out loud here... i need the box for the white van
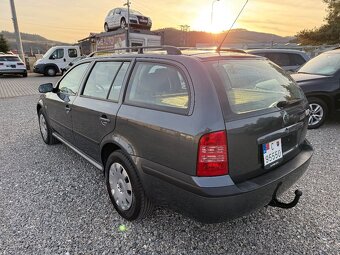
[33,46,81,76]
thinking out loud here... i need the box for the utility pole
[9,0,24,61]
[123,0,131,49]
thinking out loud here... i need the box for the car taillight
[197,131,228,177]
[17,63,24,65]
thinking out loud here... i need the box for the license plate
[262,138,282,167]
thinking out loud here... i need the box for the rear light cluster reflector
[197,131,229,177]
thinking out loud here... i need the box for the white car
[0,54,27,77]
[104,8,152,32]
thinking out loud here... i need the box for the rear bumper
[140,140,313,222]
[0,69,27,75]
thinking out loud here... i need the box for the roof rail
[178,47,246,54]
[88,45,182,57]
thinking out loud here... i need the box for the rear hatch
[205,57,309,183]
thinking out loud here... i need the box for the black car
[37,46,313,222]
[291,49,340,129]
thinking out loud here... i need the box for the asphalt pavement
[0,76,339,254]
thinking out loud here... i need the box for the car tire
[104,23,109,32]
[45,67,56,77]
[120,18,126,29]
[105,150,153,221]
[38,109,58,145]
[307,97,328,129]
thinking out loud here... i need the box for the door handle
[100,115,111,126]
[63,58,66,62]
[65,105,71,113]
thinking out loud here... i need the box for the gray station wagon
[37,46,313,223]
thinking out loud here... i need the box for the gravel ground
[0,95,339,255]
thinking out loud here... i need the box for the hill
[155,28,294,47]
[1,31,69,54]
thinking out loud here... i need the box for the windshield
[130,9,142,15]
[207,59,304,114]
[42,48,55,58]
[298,52,340,76]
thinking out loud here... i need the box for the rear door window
[108,62,130,101]
[207,59,304,114]
[82,61,122,99]
[125,62,190,113]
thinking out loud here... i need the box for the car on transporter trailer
[36,46,313,223]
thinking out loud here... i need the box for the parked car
[104,8,152,32]
[37,47,313,223]
[247,49,310,72]
[0,54,27,77]
[291,49,340,129]
[33,46,81,76]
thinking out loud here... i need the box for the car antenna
[216,0,249,52]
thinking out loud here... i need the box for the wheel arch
[44,64,60,74]
[100,135,138,170]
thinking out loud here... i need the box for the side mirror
[49,55,56,60]
[38,83,54,93]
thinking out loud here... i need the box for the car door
[45,62,90,143]
[72,60,131,161]
[107,9,115,28]
[48,48,67,72]
[64,48,79,68]
[115,60,195,173]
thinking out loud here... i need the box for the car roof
[0,54,21,58]
[84,50,263,63]
[246,49,306,54]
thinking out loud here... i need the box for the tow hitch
[268,182,302,209]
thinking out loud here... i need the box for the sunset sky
[0,0,328,43]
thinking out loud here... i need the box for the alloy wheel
[308,103,324,126]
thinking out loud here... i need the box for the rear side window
[126,62,190,113]
[265,53,290,66]
[83,61,122,99]
[207,59,304,114]
[68,49,78,58]
[289,54,306,66]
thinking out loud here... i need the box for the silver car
[104,8,152,32]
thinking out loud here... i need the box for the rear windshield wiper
[275,99,302,108]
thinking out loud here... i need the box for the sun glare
[191,1,241,33]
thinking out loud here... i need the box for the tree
[297,0,340,45]
[0,34,10,52]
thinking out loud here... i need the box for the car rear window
[0,56,20,62]
[207,59,304,114]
